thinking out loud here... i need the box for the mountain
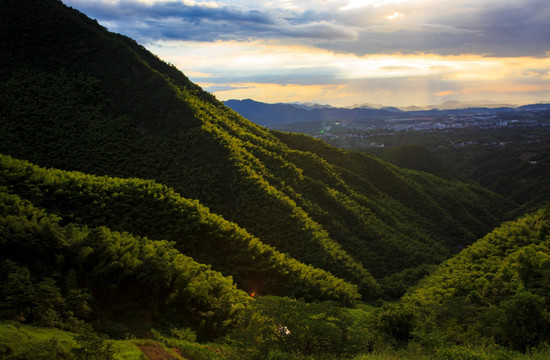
[224,99,395,127]
[0,0,512,306]
[0,179,251,339]
[0,154,360,304]
[516,103,550,111]
[224,99,550,128]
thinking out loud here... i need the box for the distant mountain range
[224,99,550,127]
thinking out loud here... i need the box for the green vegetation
[273,131,511,293]
[0,154,359,304]
[358,126,550,215]
[382,144,463,181]
[0,0,512,301]
[1,0,549,358]
[403,207,550,352]
[0,185,251,339]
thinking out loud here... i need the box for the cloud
[65,0,358,43]
[204,85,253,92]
[65,0,550,57]
[63,0,550,107]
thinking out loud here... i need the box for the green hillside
[0,0,513,300]
[0,154,360,304]
[3,1,550,358]
[381,144,462,180]
[0,186,249,339]
[403,206,550,351]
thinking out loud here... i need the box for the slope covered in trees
[0,0,511,300]
[3,1,550,359]
[403,206,550,351]
[0,154,361,304]
[0,186,249,339]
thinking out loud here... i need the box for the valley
[1,1,549,359]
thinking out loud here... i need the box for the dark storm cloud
[473,0,550,57]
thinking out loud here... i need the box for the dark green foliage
[0,261,35,322]
[273,131,509,280]
[383,144,461,180]
[368,126,550,214]
[499,291,550,352]
[2,1,543,356]
[228,296,357,359]
[376,304,415,347]
[380,263,436,299]
[0,0,511,302]
[0,187,252,339]
[72,323,114,360]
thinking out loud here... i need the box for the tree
[499,291,550,352]
[0,261,35,322]
[376,303,415,347]
[72,324,114,360]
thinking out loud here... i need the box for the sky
[64,0,550,108]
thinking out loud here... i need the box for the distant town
[224,99,550,149]
[380,113,548,132]
[311,111,550,150]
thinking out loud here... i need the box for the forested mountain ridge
[1,0,512,300]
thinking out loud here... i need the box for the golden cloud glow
[200,82,349,103]
[385,12,404,20]
[147,40,550,107]
[341,0,412,10]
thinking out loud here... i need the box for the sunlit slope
[0,187,250,339]
[402,206,550,349]
[0,0,511,298]
[272,132,511,292]
[0,154,361,304]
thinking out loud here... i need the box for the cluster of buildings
[382,113,546,132]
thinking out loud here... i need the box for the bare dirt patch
[138,344,181,360]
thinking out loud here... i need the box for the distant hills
[223,99,395,127]
[224,99,550,127]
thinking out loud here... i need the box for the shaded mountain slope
[0,0,512,298]
[273,132,511,284]
[381,144,462,180]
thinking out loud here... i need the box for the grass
[3,320,550,359]
[0,321,76,357]
[351,344,550,360]
[111,340,147,360]
[0,321,146,359]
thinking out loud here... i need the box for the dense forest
[1,0,549,359]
